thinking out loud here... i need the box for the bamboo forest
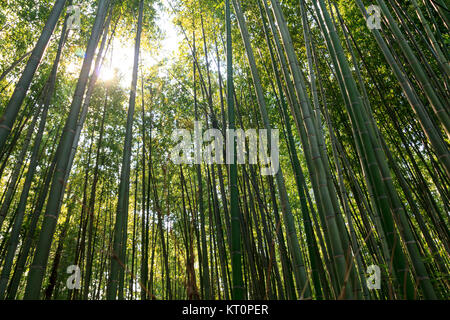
[0,0,448,301]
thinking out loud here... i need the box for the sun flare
[98,66,116,82]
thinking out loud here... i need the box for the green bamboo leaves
[0,0,447,301]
